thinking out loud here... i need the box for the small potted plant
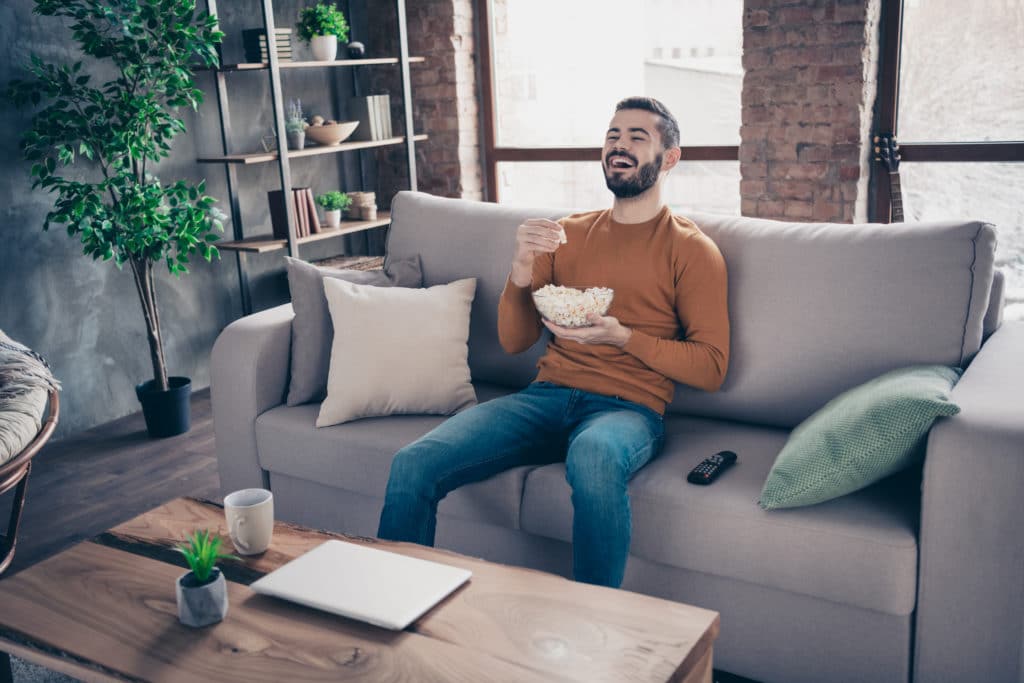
[285,98,307,150]
[315,191,352,228]
[175,529,237,628]
[297,3,349,62]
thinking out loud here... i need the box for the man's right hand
[511,218,565,287]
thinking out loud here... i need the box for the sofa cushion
[759,365,961,510]
[670,213,995,427]
[317,277,478,426]
[387,192,996,428]
[520,414,920,616]
[256,383,529,529]
[285,255,423,406]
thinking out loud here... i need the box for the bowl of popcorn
[304,116,360,146]
[532,285,614,328]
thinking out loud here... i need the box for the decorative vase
[176,569,228,628]
[135,376,191,438]
[286,130,305,150]
[311,35,337,61]
[324,209,341,228]
[347,41,365,59]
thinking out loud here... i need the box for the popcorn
[532,285,614,328]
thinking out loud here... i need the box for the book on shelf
[303,188,321,234]
[268,187,317,240]
[243,28,292,63]
[349,95,393,141]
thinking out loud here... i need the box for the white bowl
[532,285,614,328]
[304,121,359,146]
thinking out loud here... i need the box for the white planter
[176,569,228,628]
[311,35,338,62]
[324,209,341,228]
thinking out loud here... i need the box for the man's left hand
[543,314,633,348]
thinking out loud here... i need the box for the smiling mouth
[607,155,636,170]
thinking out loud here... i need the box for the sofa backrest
[386,191,998,429]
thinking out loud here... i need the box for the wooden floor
[1,389,221,576]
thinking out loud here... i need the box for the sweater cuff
[622,328,658,362]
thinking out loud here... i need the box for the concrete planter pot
[176,569,228,628]
[324,209,341,228]
[311,35,337,61]
[286,130,305,150]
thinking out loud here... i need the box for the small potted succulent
[175,529,238,628]
[285,98,307,150]
[297,3,349,62]
[315,191,352,228]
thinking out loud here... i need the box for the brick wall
[741,0,881,222]
[369,0,482,203]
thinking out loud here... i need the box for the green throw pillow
[759,365,962,510]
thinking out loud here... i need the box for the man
[378,96,730,588]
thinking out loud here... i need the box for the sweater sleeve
[621,234,730,392]
[498,247,555,354]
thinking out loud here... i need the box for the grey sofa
[211,191,1022,683]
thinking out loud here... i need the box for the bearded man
[377,96,730,588]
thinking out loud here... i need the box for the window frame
[871,0,1024,222]
[475,0,739,203]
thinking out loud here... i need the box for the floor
[0,389,758,683]
[2,389,221,577]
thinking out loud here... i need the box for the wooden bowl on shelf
[304,121,359,146]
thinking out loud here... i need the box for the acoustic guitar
[873,134,904,223]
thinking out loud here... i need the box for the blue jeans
[377,381,665,587]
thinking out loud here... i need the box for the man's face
[602,109,665,199]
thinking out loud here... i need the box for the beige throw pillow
[317,277,478,427]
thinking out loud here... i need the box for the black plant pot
[135,376,192,438]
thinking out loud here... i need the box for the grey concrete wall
[0,0,380,438]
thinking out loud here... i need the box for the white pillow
[317,277,478,427]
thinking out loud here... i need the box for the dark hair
[614,96,680,150]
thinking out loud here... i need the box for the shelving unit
[203,0,421,314]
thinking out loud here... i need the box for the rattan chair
[0,390,59,576]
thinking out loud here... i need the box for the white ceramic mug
[224,488,274,555]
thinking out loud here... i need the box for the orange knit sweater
[498,205,730,415]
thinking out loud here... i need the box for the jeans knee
[386,444,431,492]
[565,447,629,496]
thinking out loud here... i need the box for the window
[480,0,743,211]
[876,0,1024,319]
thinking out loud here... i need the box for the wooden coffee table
[0,497,718,682]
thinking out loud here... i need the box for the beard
[603,151,663,198]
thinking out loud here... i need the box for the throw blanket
[0,330,61,466]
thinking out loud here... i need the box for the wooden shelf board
[217,56,426,72]
[198,134,428,165]
[218,213,391,253]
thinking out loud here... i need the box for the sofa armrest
[915,320,1024,683]
[210,303,294,495]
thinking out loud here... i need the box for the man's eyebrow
[606,126,651,136]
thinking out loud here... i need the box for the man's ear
[662,147,682,173]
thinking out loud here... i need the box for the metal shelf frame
[203,0,420,315]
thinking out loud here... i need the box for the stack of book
[349,95,393,141]
[268,187,321,239]
[242,28,292,63]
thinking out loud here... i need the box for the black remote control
[687,450,737,485]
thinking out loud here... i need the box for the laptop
[249,539,472,630]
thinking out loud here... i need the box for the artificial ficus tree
[7,0,226,392]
